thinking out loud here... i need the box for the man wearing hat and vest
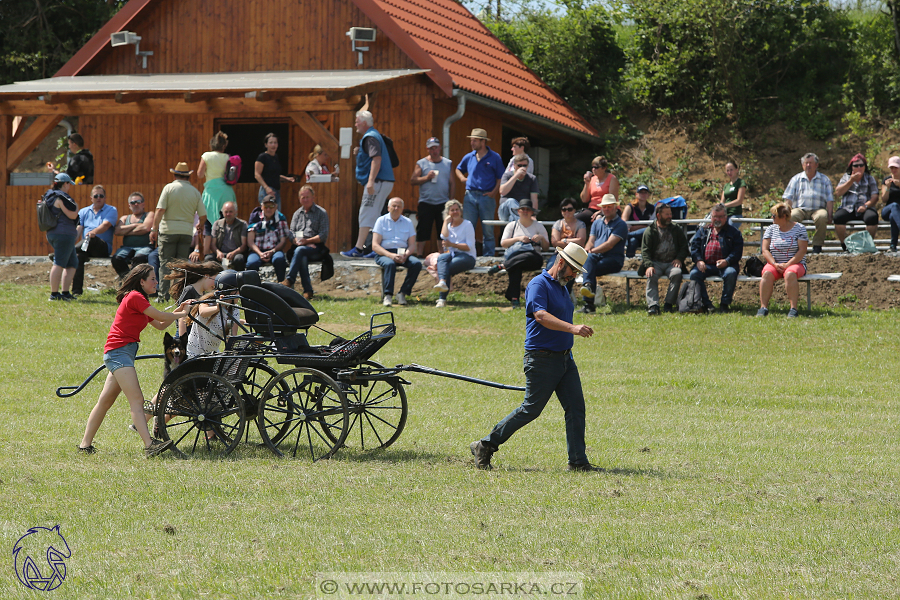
[150,162,206,300]
[470,242,601,472]
[456,128,505,256]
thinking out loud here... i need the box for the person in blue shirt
[372,197,422,307]
[579,194,627,313]
[342,110,395,258]
[455,128,504,256]
[73,184,118,296]
[470,243,600,472]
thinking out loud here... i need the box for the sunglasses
[92,194,105,199]
[129,200,143,205]
[851,163,865,168]
[591,165,603,170]
[561,207,575,212]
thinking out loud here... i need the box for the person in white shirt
[372,197,422,306]
[433,200,476,307]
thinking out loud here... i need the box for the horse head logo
[12,525,71,591]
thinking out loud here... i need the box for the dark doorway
[214,121,290,184]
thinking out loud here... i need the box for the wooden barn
[0,0,599,256]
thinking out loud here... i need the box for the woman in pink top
[577,155,619,228]
[78,264,190,456]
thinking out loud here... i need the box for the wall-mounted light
[346,28,376,66]
[110,31,153,69]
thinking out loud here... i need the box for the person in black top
[48,133,93,185]
[254,133,294,212]
[621,184,655,258]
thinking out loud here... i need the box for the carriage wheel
[155,372,246,458]
[333,360,408,451]
[234,360,291,446]
[257,367,349,460]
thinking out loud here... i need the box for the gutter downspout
[442,89,465,159]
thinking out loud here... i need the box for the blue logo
[12,525,71,591]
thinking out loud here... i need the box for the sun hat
[557,242,588,273]
[466,128,490,141]
[517,198,535,211]
[599,194,618,206]
[169,162,193,175]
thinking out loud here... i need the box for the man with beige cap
[579,193,627,313]
[456,128,505,256]
[150,162,206,300]
[470,242,601,472]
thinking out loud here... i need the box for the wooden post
[0,115,8,255]
[335,110,357,251]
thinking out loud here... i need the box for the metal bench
[604,270,842,311]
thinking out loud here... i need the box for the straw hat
[169,162,193,175]
[599,193,618,206]
[466,128,490,141]
[557,242,587,273]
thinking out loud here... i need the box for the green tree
[480,0,625,126]
[622,0,855,133]
[0,0,126,84]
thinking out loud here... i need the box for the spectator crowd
[41,117,900,318]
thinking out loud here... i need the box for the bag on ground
[677,280,706,313]
[845,230,877,254]
[36,192,59,232]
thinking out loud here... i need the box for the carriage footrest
[274,333,316,353]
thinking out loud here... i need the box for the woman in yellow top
[197,131,237,256]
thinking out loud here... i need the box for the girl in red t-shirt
[79,264,190,456]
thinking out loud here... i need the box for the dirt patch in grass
[3,252,900,310]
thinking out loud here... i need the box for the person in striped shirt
[758,203,808,318]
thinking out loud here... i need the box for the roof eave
[351,0,454,97]
[55,0,156,77]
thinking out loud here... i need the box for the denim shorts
[103,342,138,373]
[46,233,77,269]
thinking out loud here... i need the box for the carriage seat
[239,284,319,352]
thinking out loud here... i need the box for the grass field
[2,283,899,599]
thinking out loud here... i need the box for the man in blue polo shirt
[73,184,118,296]
[470,243,600,472]
[579,194,627,314]
[455,128,504,256]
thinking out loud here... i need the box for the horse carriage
[58,270,523,460]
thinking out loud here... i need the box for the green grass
[2,283,900,599]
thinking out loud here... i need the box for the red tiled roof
[55,0,598,138]
[353,0,599,138]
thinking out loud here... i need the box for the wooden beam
[43,93,73,105]
[6,114,63,172]
[288,112,340,158]
[184,91,224,103]
[115,91,180,104]
[325,74,424,101]
[255,90,277,102]
[0,96,362,116]
[0,115,8,256]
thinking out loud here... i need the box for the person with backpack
[197,131,238,257]
[688,203,744,313]
[342,110,395,258]
[43,173,79,301]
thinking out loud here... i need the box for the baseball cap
[426,137,440,148]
